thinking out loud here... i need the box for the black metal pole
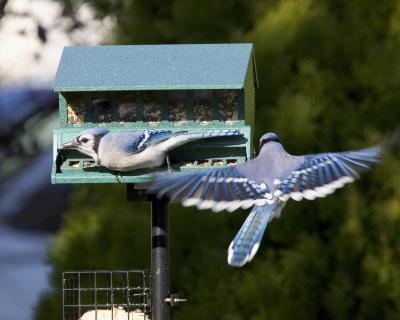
[151,197,170,320]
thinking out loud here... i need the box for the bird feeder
[51,44,258,185]
[52,43,258,320]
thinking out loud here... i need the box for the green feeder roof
[53,43,257,92]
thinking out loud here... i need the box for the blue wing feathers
[274,146,381,199]
[212,171,222,201]
[121,128,242,154]
[169,176,198,201]
[122,132,146,153]
[150,143,380,207]
[221,179,232,201]
[149,166,272,209]
[185,175,206,199]
[155,177,185,198]
[141,130,174,149]
[200,170,216,200]
[128,128,242,153]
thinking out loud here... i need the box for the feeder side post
[151,197,170,320]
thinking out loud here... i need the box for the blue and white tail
[179,129,243,145]
[228,202,285,267]
[185,129,242,139]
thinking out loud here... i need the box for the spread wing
[148,166,276,212]
[273,146,381,201]
[148,145,381,210]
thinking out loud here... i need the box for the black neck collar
[93,136,102,154]
[260,137,280,149]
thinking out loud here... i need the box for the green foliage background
[36,0,400,319]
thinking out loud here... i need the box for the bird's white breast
[98,145,165,171]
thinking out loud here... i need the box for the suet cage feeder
[63,270,151,320]
[52,43,258,320]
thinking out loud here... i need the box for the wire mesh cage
[63,270,151,320]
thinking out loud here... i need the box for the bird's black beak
[61,140,78,149]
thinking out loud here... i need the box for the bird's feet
[114,171,123,183]
[166,153,173,172]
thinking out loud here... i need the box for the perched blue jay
[148,132,382,267]
[61,128,243,172]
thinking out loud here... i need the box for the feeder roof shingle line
[52,43,256,92]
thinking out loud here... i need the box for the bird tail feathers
[159,129,242,152]
[184,129,242,139]
[228,203,284,267]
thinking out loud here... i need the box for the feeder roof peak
[53,43,256,92]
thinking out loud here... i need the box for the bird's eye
[81,138,89,143]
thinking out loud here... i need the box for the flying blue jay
[148,132,382,267]
[61,128,242,172]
